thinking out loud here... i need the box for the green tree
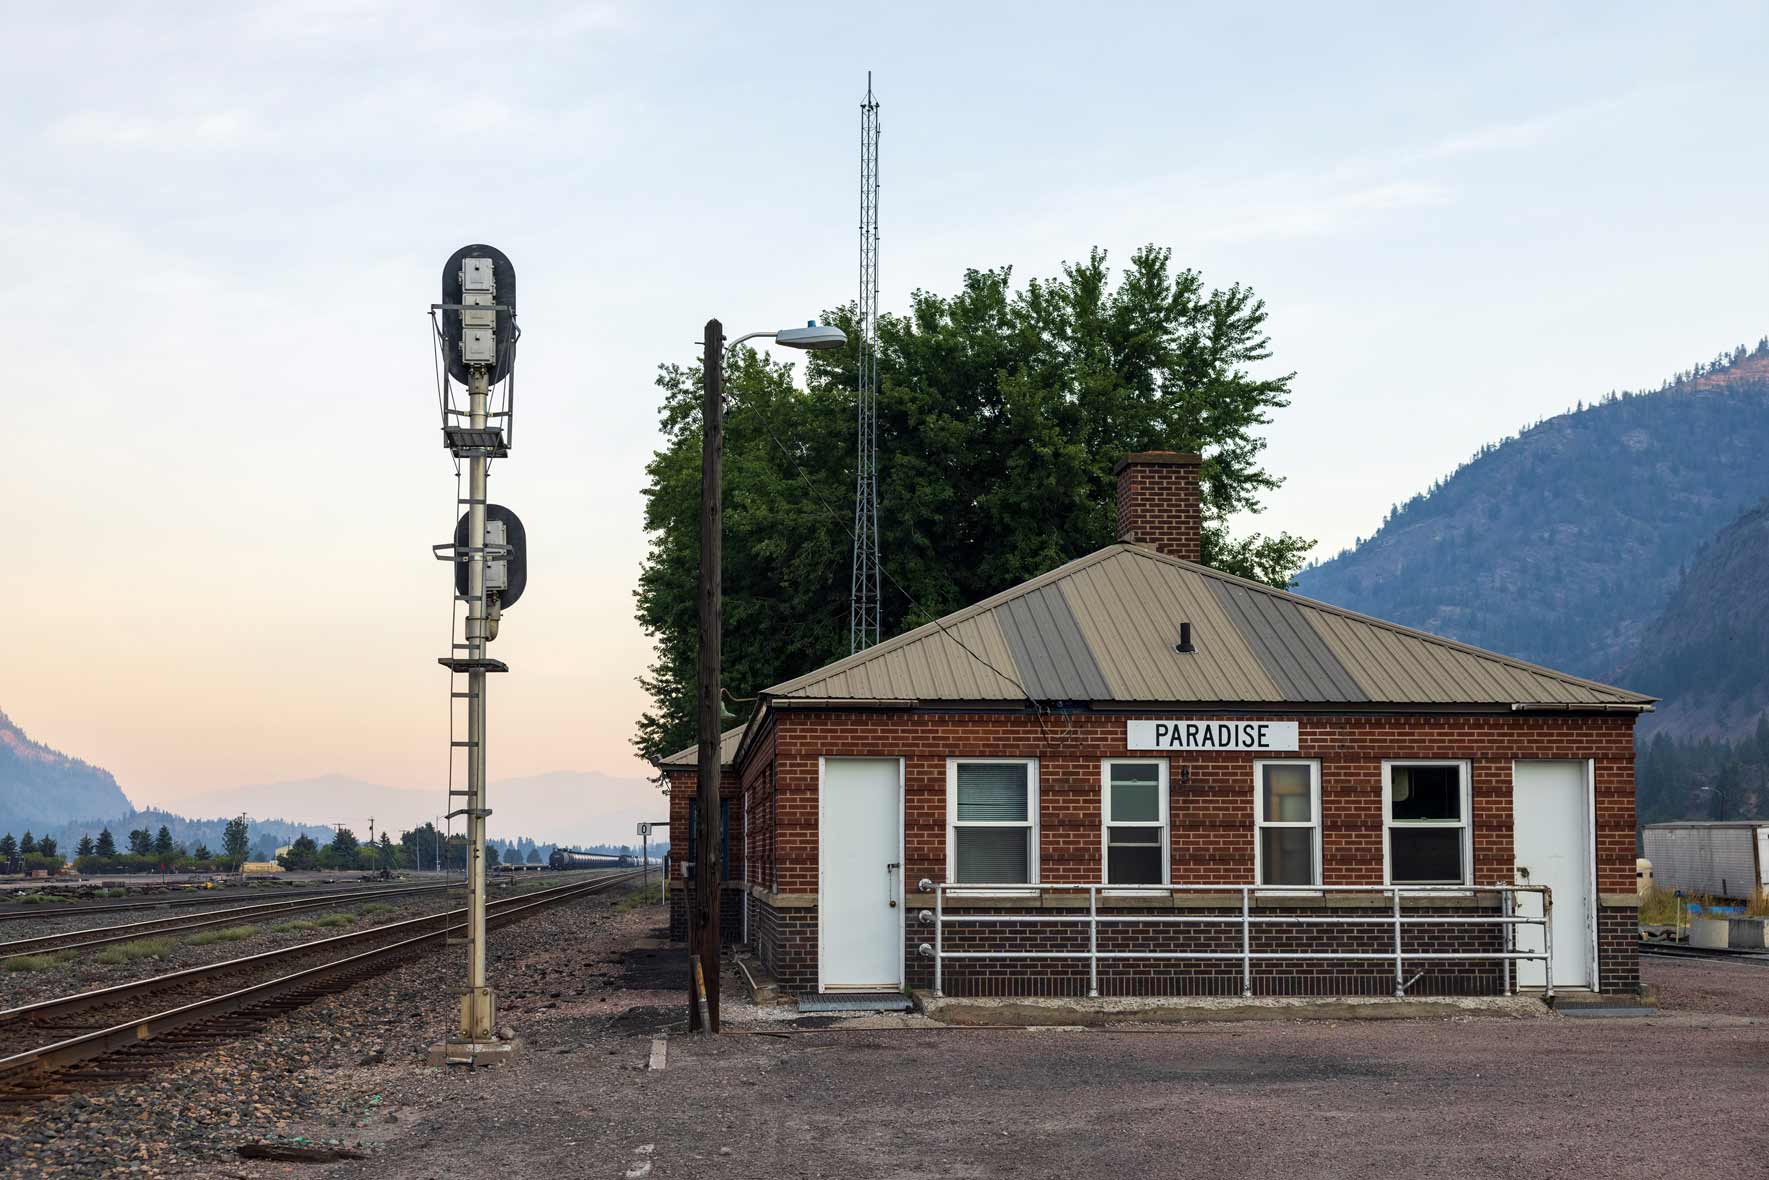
[76,834,95,858]
[37,837,57,859]
[279,834,320,870]
[0,833,15,862]
[153,826,174,857]
[18,832,35,855]
[634,246,1311,760]
[378,831,394,869]
[222,816,251,868]
[95,828,116,856]
[525,846,542,865]
[128,829,151,856]
[485,843,500,869]
[192,842,212,861]
[330,827,359,862]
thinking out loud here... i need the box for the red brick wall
[742,707,1640,994]
[1115,452,1202,563]
[764,709,1636,895]
[662,763,743,881]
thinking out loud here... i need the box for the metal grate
[797,993,912,1014]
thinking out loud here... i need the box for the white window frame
[946,757,1040,887]
[1253,759,1321,888]
[1100,759,1169,889]
[1383,760,1473,887]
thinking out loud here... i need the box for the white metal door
[1512,760,1593,988]
[819,758,902,991]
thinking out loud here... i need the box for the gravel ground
[0,878,647,1178]
[0,892,467,1009]
[7,899,1768,1179]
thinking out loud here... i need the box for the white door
[1512,761,1592,988]
[820,758,902,991]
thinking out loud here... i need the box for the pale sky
[8,2,1767,812]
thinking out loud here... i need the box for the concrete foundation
[426,1038,523,1067]
[912,989,1550,1026]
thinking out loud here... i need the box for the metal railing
[916,882,1554,1001]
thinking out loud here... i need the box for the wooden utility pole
[694,317,724,1032]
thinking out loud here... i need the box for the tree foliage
[635,246,1310,761]
[222,816,251,867]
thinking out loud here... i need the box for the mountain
[1295,343,1769,683]
[0,710,133,833]
[166,769,662,847]
[1620,498,1769,742]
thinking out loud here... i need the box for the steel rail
[0,872,638,1089]
[0,882,470,960]
[0,873,619,1030]
[0,878,471,924]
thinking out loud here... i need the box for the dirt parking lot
[10,893,1766,1180]
[321,927,1767,1180]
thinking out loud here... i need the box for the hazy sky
[8,2,1767,814]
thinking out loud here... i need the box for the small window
[1255,760,1319,887]
[1385,762,1470,885]
[948,759,1038,885]
[1103,760,1168,885]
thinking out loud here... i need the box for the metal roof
[763,544,1654,710]
[657,726,745,769]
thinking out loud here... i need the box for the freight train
[546,848,639,870]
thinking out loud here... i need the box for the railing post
[1391,887,1404,998]
[1540,885,1554,1003]
[1501,889,1512,996]
[933,885,944,998]
[1240,887,1252,998]
[1087,885,1099,999]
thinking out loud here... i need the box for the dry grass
[95,937,178,965]
[186,925,257,946]
[3,951,74,972]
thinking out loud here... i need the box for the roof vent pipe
[1176,622,1195,654]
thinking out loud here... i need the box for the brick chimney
[1114,451,1202,563]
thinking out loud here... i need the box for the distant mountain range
[1296,342,1769,694]
[0,709,661,849]
[1621,497,1769,742]
[0,710,132,833]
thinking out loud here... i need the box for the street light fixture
[691,317,847,1035]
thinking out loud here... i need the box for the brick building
[659,452,1651,1000]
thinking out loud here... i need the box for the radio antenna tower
[850,73,882,653]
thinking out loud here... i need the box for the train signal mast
[427,244,528,1066]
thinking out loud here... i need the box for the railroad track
[0,879,466,924]
[0,871,639,1104]
[0,881,469,962]
[1639,941,1769,967]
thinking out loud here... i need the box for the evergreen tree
[18,832,35,855]
[37,837,57,859]
[222,816,251,868]
[378,831,393,868]
[280,834,320,871]
[0,833,15,861]
[128,829,152,856]
[192,843,212,861]
[525,847,542,865]
[153,826,174,857]
[76,834,95,858]
[330,827,359,860]
[95,828,117,856]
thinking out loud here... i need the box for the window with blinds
[1104,760,1167,885]
[949,760,1036,884]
